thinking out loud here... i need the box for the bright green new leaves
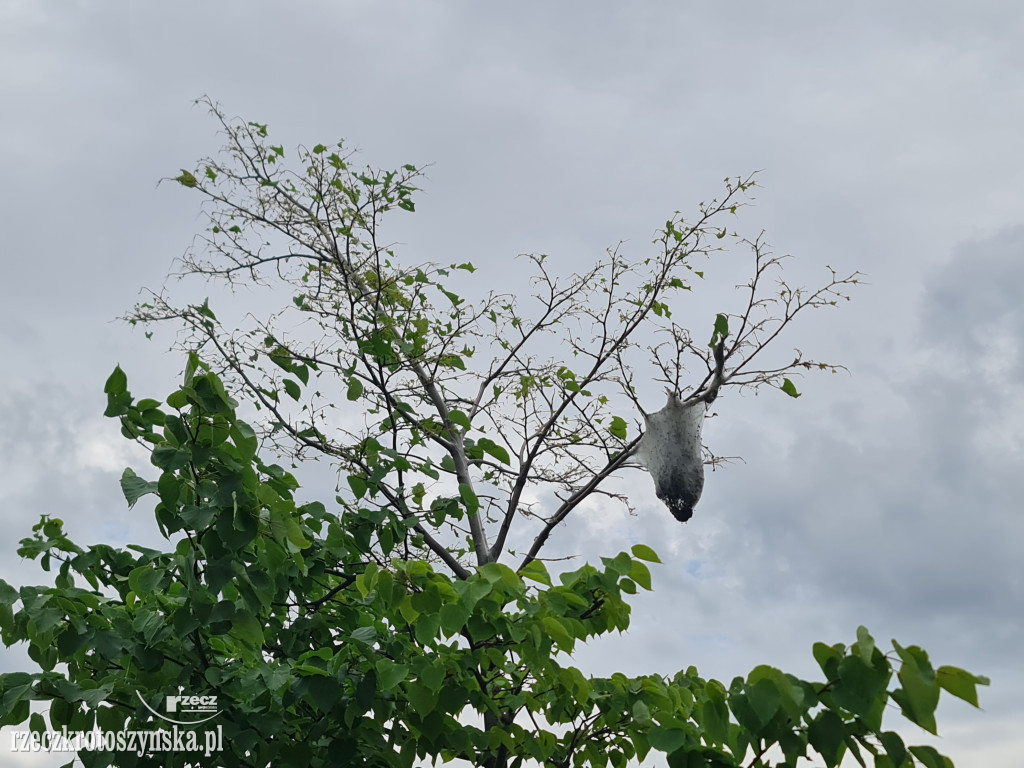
[781,377,802,398]
[174,169,198,188]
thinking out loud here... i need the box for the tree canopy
[0,100,987,768]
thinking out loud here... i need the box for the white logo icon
[136,689,220,725]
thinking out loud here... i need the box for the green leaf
[194,299,218,322]
[184,350,202,384]
[478,437,511,465]
[119,468,158,509]
[348,475,368,499]
[128,566,162,596]
[414,611,441,645]
[407,681,437,716]
[175,170,198,188]
[813,641,842,677]
[879,732,907,768]
[542,616,574,650]
[647,725,687,754]
[0,580,18,607]
[283,379,301,401]
[230,610,264,647]
[151,445,191,471]
[351,626,376,644]
[375,660,409,691]
[448,411,471,431]
[628,560,652,591]
[437,354,466,370]
[439,603,470,636]
[700,682,730,746]
[166,389,189,410]
[807,709,846,767]
[631,544,661,563]
[609,416,628,440]
[893,641,939,734]
[936,665,988,707]
[519,560,552,586]
[458,483,479,515]
[746,677,781,727]
[417,663,445,694]
[631,699,652,725]
[346,377,364,401]
[833,655,888,729]
[855,625,876,665]
[909,745,952,768]
[104,366,128,395]
[781,378,802,398]
[231,420,258,459]
[709,313,729,347]
[294,663,330,677]
[270,507,311,549]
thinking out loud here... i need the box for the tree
[0,100,987,768]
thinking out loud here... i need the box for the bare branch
[136,109,856,576]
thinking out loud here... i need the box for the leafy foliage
[0,367,987,766]
[0,102,986,766]
[0,364,987,765]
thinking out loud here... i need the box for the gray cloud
[2,2,1023,765]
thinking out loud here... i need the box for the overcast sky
[2,3,1022,766]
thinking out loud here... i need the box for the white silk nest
[635,392,706,522]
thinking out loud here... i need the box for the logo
[136,688,220,725]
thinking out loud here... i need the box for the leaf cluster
[0,368,987,767]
